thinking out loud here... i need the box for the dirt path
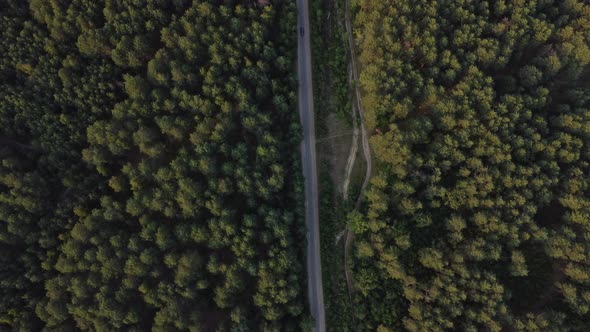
[342,68,360,202]
[345,2,372,209]
[343,0,372,316]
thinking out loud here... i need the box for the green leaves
[353,0,590,330]
[1,1,304,330]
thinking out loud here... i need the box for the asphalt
[296,0,326,331]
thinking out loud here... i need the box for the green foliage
[353,0,590,330]
[0,1,305,330]
[347,210,367,235]
[310,0,357,329]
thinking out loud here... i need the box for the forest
[352,0,590,331]
[0,0,307,330]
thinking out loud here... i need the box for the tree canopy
[0,0,306,330]
[353,0,590,330]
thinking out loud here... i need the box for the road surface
[296,0,326,331]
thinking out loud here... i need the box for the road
[296,0,326,331]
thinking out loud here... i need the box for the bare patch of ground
[319,112,354,195]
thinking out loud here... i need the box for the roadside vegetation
[310,0,355,330]
[0,1,306,330]
[352,0,590,330]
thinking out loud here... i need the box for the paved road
[296,0,326,331]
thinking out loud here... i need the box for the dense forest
[353,0,590,330]
[0,0,307,330]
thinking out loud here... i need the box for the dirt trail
[345,3,372,208]
[342,68,360,202]
[343,0,372,314]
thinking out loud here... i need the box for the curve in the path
[342,67,360,202]
[343,0,372,303]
